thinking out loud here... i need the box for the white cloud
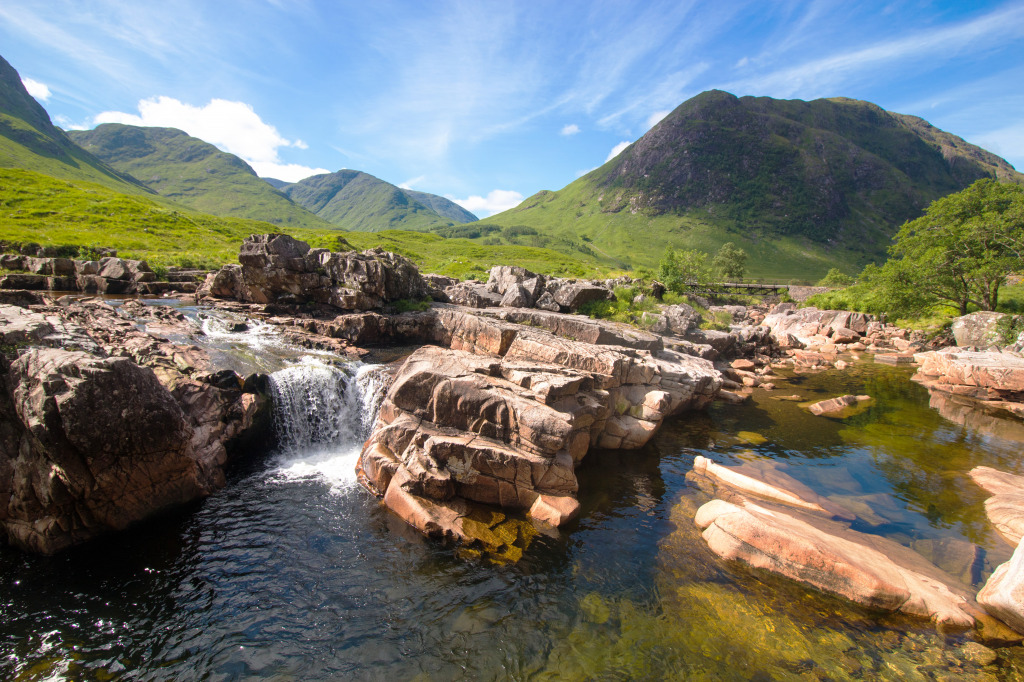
[54,115,89,131]
[646,110,670,129]
[970,123,1024,170]
[21,77,51,101]
[399,175,426,190]
[735,56,749,68]
[560,123,581,136]
[448,189,524,218]
[605,141,631,162]
[94,96,328,182]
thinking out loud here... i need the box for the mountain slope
[282,170,471,232]
[482,90,1024,279]
[69,123,334,230]
[400,188,477,223]
[0,55,148,192]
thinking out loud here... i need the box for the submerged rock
[694,498,976,628]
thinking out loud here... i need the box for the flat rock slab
[914,350,1024,394]
[695,498,976,628]
[978,539,1024,634]
[806,394,871,416]
[875,353,916,365]
[690,455,855,520]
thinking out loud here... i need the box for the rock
[875,353,916,365]
[500,284,533,309]
[550,281,613,311]
[913,350,1024,400]
[910,538,984,586]
[694,498,976,628]
[952,312,1007,349]
[359,322,722,543]
[807,394,871,416]
[649,303,701,337]
[0,302,269,554]
[972,467,1024,497]
[446,281,503,309]
[762,307,872,347]
[492,309,662,351]
[978,540,1024,634]
[957,642,998,667]
[206,234,432,311]
[689,455,855,520]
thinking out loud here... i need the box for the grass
[0,167,613,279]
[576,285,733,331]
[67,124,336,231]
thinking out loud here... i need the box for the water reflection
[4,359,1024,679]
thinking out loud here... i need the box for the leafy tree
[711,242,748,280]
[659,246,712,292]
[890,179,1024,314]
[817,267,855,287]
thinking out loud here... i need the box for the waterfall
[267,358,386,490]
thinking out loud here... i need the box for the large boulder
[761,307,873,347]
[952,311,1007,349]
[0,303,268,554]
[204,234,432,310]
[358,317,722,546]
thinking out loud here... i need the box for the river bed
[3,319,1024,679]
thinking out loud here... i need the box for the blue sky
[2,0,1023,217]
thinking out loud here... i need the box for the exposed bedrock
[0,301,270,554]
[357,318,722,544]
[687,455,995,631]
[198,233,432,310]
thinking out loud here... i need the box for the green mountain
[68,123,334,230]
[281,170,476,232]
[481,90,1024,279]
[400,188,477,223]
[0,55,148,192]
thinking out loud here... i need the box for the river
[3,310,1023,680]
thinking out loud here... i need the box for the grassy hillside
[68,123,335,230]
[0,167,608,280]
[0,55,149,193]
[283,170,460,232]
[482,90,1024,281]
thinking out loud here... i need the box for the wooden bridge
[683,281,787,297]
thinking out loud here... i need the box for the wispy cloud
[723,3,1024,98]
[605,141,631,162]
[399,175,426,189]
[95,96,328,182]
[21,77,50,101]
[560,123,581,136]
[448,189,524,218]
[646,110,671,130]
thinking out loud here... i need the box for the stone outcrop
[0,254,200,295]
[913,349,1024,418]
[357,314,722,546]
[970,467,1024,634]
[688,456,980,628]
[0,301,269,553]
[761,306,923,357]
[199,233,431,310]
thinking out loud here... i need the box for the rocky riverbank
[6,232,1024,642]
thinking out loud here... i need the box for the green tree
[817,267,855,287]
[659,246,712,292]
[890,179,1024,315]
[711,242,748,280]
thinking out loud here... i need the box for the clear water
[4,355,1024,680]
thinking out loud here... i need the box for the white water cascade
[267,357,387,490]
